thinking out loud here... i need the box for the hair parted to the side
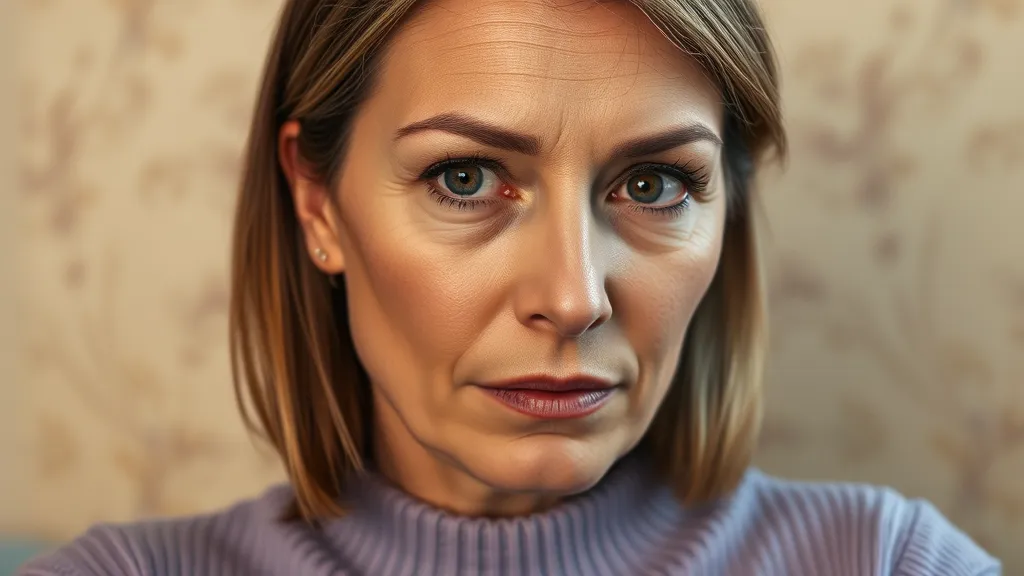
[230,0,787,521]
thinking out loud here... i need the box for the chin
[467,435,622,496]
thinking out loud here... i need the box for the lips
[476,376,619,419]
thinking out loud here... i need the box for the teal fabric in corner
[0,542,51,576]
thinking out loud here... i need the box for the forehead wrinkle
[436,38,635,64]
[424,39,676,98]
[405,18,637,55]
[395,2,690,82]
[399,0,647,50]
[377,0,725,137]
[460,17,627,40]
[404,25,657,87]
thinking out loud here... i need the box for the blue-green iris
[444,166,484,196]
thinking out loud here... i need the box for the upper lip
[476,375,618,392]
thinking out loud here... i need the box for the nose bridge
[523,177,612,337]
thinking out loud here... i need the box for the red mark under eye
[499,184,518,199]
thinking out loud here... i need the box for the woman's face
[300,0,726,513]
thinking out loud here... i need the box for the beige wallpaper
[6,0,1024,572]
[1,0,19,534]
[756,0,1024,569]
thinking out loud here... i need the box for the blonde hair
[230,0,786,520]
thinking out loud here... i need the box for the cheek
[339,206,502,388]
[618,205,724,373]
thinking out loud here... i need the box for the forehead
[376,0,723,141]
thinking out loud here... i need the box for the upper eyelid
[421,157,508,179]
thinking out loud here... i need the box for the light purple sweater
[20,457,1000,575]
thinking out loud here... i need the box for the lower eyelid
[428,186,475,210]
[617,192,692,216]
[425,181,496,211]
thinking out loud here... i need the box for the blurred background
[1,0,1022,573]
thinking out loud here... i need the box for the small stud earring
[314,247,328,263]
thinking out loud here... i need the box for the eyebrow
[394,113,541,156]
[393,112,722,158]
[608,124,723,158]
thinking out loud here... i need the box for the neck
[325,449,691,576]
[372,397,564,517]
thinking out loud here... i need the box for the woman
[22,0,1000,574]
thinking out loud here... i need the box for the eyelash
[618,161,709,217]
[418,155,711,217]
[421,153,507,211]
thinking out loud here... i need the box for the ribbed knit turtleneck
[21,455,1001,575]
[325,455,687,575]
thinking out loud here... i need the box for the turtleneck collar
[322,453,693,575]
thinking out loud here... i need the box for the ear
[279,120,346,274]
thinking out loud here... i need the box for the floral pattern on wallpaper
[754,0,1024,569]
[11,0,1024,571]
[15,0,285,532]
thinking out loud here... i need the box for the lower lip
[480,388,615,419]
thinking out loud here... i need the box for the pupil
[445,165,483,196]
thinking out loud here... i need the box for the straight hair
[230,0,786,520]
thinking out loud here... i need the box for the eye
[434,164,502,197]
[615,170,689,208]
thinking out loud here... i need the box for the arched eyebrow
[394,113,541,155]
[394,112,722,158]
[607,124,722,158]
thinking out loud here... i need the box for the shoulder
[744,469,1002,575]
[17,484,295,576]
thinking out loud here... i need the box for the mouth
[475,376,619,419]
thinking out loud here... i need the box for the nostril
[528,300,609,338]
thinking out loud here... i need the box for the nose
[515,205,613,339]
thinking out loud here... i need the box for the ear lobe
[278,120,347,274]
